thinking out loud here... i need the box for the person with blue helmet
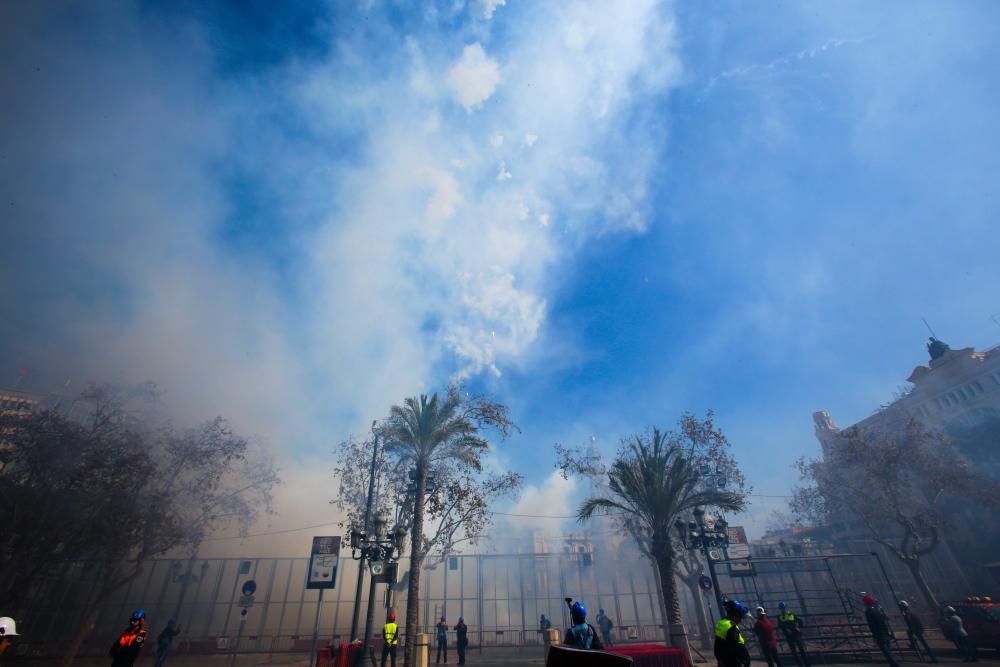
[777,601,811,667]
[453,616,468,665]
[435,615,449,664]
[714,600,750,667]
[562,599,604,650]
[110,609,147,667]
[155,617,181,667]
[595,607,615,647]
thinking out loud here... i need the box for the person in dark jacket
[898,601,936,662]
[435,616,448,664]
[563,601,604,650]
[453,617,468,665]
[777,602,810,667]
[540,614,552,632]
[715,600,751,667]
[595,608,614,647]
[155,618,181,667]
[754,606,782,667]
[110,610,147,667]
[943,606,977,662]
[863,595,899,667]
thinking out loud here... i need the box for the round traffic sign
[699,575,713,591]
[242,580,257,596]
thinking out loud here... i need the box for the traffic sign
[699,575,713,591]
[242,580,257,596]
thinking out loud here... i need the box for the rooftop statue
[927,336,950,361]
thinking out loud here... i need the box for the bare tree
[791,419,1000,611]
[0,383,278,666]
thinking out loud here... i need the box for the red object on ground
[607,645,690,667]
[316,646,333,667]
[332,643,363,667]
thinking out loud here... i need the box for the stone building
[814,337,1000,453]
[812,336,1000,593]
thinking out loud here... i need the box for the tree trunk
[904,557,940,613]
[651,560,671,645]
[59,562,143,667]
[403,462,427,667]
[655,552,691,662]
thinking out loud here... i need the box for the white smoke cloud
[506,471,578,533]
[448,43,502,112]
[0,0,683,545]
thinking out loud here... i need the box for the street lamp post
[350,516,408,667]
[675,508,731,617]
[351,423,381,644]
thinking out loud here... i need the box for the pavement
[14,648,1000,667]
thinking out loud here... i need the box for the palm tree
[578,428,745,657]
[384,392,488,667]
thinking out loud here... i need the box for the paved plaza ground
[18,647,1000,667]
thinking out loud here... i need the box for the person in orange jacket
[110,610,147,667]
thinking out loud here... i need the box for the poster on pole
[725,526,754,576]
[307,536,341,590]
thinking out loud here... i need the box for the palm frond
[577,497,631,521]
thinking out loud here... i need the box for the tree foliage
[372,384,518,667]
[564,412,748,653]
[791,419,1000,609]
[331,427,521,566]
[0,383,278,664]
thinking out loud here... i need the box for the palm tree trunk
[403,462,427,667]
[655,552,691,662]
[650,560,671,645]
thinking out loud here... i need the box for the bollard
[543,628,561,661]
[415,633,430,667]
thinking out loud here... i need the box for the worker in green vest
[381,612,399,667]
[714,600,751,667]
[777,602,810,667]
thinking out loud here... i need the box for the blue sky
[2,0,999,550]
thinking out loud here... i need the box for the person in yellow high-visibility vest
[714,600,751,667]
[381,613,398,667]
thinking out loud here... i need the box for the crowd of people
[0,591,985,667]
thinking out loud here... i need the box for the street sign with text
[307,536,341,590]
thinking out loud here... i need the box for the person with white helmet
[0,617,18,657]
[943,606,977,662]
[898,601,936,662]
[753,606,782,667]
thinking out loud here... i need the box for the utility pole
[350,422,380,643]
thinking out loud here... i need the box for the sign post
[308,537,341,664]
[229,580,256,667]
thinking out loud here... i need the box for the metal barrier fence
[15,552,671,658]
[707,544,968,661]
[13,538,969,659]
